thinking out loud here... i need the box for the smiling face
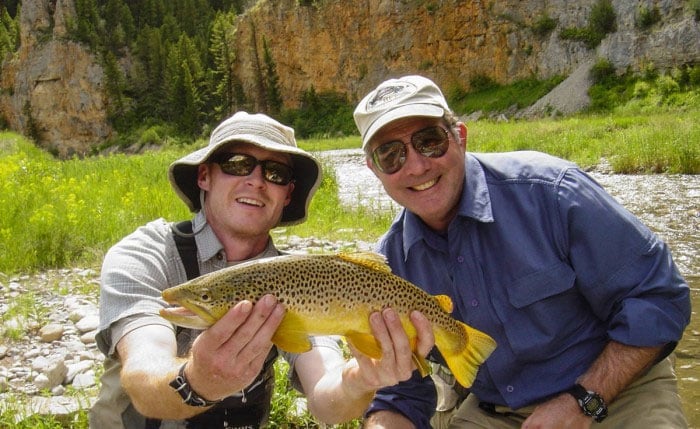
[366,116,467,233]
[197,142,295,241]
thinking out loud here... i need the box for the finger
[197,299,253,350]
[381,308,415,375]
[410,310,435,357]
[219,295,284,357]
[369,311,394,359]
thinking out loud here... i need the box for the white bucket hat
[168,111,322,226]
[353,75,451,149]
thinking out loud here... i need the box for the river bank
[1,155,698,426]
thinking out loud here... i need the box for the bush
[560,0,616,48]
[637,6,661,29]
[532,14,557,37]
[590,0,617,34]
[590,59,617,85]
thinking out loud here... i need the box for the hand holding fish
[346,308,435,390]
[160,251,496,389]
[184,294,285,402]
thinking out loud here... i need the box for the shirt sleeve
[285,335,343,394]
[557,168,691,352]
[95,219,181,355]
[365,372,437,427]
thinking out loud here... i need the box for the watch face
[584,396,602,413]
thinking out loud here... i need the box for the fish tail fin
[439,321,496,388]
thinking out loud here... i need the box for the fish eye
[200,290,211,302]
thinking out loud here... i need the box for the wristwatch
[566,383,608,422]
[169,363,221,407]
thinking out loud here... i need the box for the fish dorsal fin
[435,295,454,313]
[337,251,392,273]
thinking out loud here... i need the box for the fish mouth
[410,176,439,191]
[160,292,218,329]
[236,197,264,207]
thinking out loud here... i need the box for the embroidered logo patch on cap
[366,82,418,112]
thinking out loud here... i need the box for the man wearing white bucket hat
[90,112,434,428]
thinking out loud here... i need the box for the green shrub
[532,14,557,37]
[637,6,661,29]
[691,0,700,21]
[590,59,617,85]
[560,0,616,48]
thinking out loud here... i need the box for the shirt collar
[402,154,494,257]
[192,210,224,262]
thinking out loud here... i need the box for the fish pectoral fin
[271,313,312,354]
[345,332,382,359]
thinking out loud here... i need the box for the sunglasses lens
[262,161,293,185]
[412,126,450,158]
[217,154,293,185]
[220,154,256,176]
[372,141,406,174]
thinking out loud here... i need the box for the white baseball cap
[353,75,451,149]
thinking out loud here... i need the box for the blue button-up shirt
[367,151,691,426]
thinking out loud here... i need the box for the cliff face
[0,0,111,157]
[234,0,699,109]
[1,0,698,155]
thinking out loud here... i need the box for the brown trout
[159,251,496,387]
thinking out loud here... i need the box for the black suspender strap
[144,221,201,429]
[171,220,200,280]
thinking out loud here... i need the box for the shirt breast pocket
[491,262,584,361]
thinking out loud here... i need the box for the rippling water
[320,149,700,427]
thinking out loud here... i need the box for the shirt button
[507,385,515,393]
[216,252,224,260]
[471,299,479,307]
[457,256,464,263]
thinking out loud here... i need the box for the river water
[319,149,700,427]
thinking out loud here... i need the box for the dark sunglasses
[212,153,294,186]
[370,125,451,174]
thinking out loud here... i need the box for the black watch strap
[169,363,221,407]
[566,383,608,423]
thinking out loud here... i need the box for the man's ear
[366,156,380,176]
[284,182,295,206]
[457,122,468,150]
[197,164,211,191]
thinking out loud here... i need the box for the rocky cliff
[234,0,699,109]
[0,0,111,157]
[1,0,698,156]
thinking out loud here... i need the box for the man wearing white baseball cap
[91,111,434,428]
[355,76,690,429]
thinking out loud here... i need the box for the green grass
[2,102,699,275]
[468,111,700,173]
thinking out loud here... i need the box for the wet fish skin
[159,251,496,387]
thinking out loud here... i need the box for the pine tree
[103,0,136,54]
[133,26,168,120]
[72,0,101,49]
[209,10,238,116]
[262,37,282,115]
[102,51,128,126]
[164,34,205,133]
